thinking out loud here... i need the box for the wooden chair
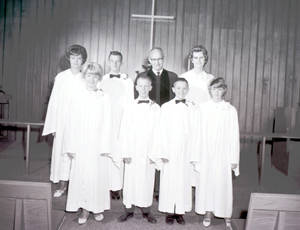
[245,193,300,230]
[0,180,65,230]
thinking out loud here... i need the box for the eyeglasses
[150,58,163,62]
[137,85,151,89]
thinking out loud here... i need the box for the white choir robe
[190,100,240,218]
[63,86,112,214]
[180,69,214,105]
[119,99,160,209]
[158,99,194,215]
[42,69,82,183]
[100,72,134,191]
[180,69,214,186]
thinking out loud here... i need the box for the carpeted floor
[1,135,300,229]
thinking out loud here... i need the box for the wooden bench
[0,180,65,230]
[245,193,300,230]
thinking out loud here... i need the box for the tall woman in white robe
[180,45,215,106]
[42,44,87,197]
[63,63,112,224]
[180,45,214,187]
[191,78,239,229]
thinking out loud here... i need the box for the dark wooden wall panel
[239,0,250,132]
[231,0,243,129]
[0,0,299,133]
[261,0,274,131]
[245,0,258,132]
[295,1,300,109]
[286,0,297,108]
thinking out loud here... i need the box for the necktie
[175,99,186,104]
[110,74,120,78]
[138,100,150,104]
[157,72,160,77]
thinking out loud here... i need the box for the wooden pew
[246,193,300,230]
[0,180,65,230]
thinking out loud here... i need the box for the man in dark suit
[134,47,178,105]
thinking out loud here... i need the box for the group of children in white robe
[43,44,240,229]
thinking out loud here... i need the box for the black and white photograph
[0,0,300,229]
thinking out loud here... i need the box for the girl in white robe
[191,77,240,230]
[63,63,112,224]
[42,44,87,197]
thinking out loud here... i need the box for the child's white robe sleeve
[229,107,240,176]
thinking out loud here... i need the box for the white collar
[136,97,150,101]
[109,71,121,75]
[153,69,163,77]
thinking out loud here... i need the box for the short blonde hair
[82,62,103,79]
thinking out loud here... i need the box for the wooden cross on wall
[131,0,175,50]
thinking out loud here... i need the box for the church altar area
[1,138,300,229]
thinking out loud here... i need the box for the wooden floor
[54,196,245,230]
[1,135,300,230]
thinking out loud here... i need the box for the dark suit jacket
[134,68,178,106]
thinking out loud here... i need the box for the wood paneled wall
[0,0,299,132]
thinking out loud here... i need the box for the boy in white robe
[191,77,240,230]
[42,44,87,197]
[100,51,134,199]
[63,63,112,225]
[158,78,194,225]
[117,75,160,224]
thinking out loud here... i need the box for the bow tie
[138,100,150,104]
[110,74,120,78]
[175,99,186,104]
